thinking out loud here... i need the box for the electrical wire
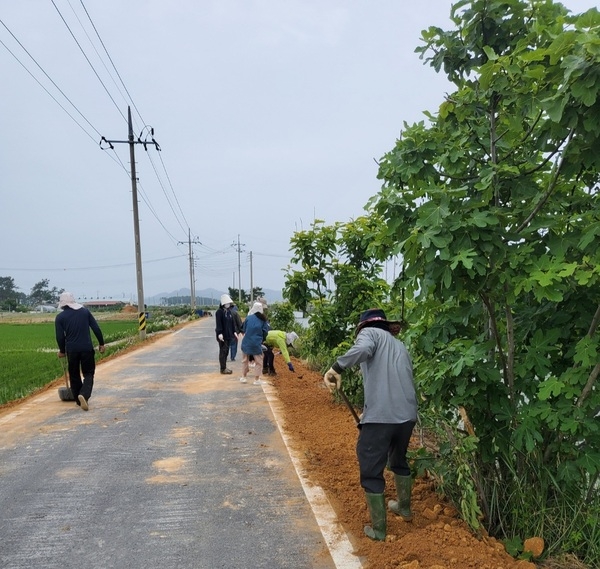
[0,19,125,171]
[4,3,196,283]
[78,0,147,127]
[50,0,126,122]
[77,0,193,245]
[0,254,186,273]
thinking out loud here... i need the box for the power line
[0,18,101,139]
[50,0,126,122]
[77,0,147,127]
[0,254,186,272]
[4,4,193,259]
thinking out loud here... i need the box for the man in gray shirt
[323,308,417,541]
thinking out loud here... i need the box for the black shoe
[220,368,233,375]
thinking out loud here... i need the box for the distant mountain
[146,287,284,306]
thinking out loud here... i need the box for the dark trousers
[230,338,238,360]
[263,347,275,372]
[67,350,96,401]
[356,421,416,494]
[218,339,230,371]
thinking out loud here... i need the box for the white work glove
[323,367,342,392]
[218,333,224,342]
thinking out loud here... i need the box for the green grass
[0,320,141,405]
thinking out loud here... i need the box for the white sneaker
[253,379,265,386]
[78,394,89,411]
[239,377,247,383]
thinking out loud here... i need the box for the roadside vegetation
[283,1,600,566]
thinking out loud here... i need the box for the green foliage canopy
[285,0,600,562]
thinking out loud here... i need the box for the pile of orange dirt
[271,357,541,569]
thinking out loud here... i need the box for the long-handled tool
[58,358,75,402]
[337,387,362,429]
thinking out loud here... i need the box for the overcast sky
[1,0,596,303]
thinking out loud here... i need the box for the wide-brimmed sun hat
[285,332,299,346]
[220,294,233,306]
[248,302,264,315]
[356,308,404,335]
[58,292,83,310]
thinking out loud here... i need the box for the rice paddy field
[0,315,140,406]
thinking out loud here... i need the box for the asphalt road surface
[0,318,354,569]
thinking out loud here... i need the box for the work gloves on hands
[287,362,295,372]
[323,367,341,392]
[217,334,224,342]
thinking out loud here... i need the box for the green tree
[0,276,23,311]
[366,0,600,562]
[283,0,600,562]
[28,279,63,306]
[284,217,395,392]
[228,287,250,305]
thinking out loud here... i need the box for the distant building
[83,300,126,310]
[36,305,58,313]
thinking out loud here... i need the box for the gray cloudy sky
[1,0,595,303]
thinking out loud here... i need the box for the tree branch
[515,128,575,234]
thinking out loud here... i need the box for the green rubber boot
[388,474,413,521]
[364,492,387,541]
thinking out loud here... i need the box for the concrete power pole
[249,251,254,303]
[232,234,245,304]
[100,106,160,340]
[178,229,201,311]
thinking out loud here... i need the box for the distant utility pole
[178,229,201,311]
[232,234,245,304]
[249,251,254,303]
[100,106,160,340]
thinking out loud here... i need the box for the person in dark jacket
[215,294,235,374]
[55,292,105,411]
[229,304,243,361]
[323,308,417,542]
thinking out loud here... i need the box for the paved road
[0,318,354,569]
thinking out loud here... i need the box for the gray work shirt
[336,327,417,424]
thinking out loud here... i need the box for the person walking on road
[55,292,106,411]
[215,294,235,375]
[323,308,417,542]
[239,301,270,385]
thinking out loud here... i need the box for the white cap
[248,302,264,315]
[58,292,83,310]
[286,332,299,346]
[220,294,233,306]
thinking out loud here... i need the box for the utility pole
[100,106,160,340]
[249,251,254,303]
[178,229,201,311]
[232,234,245,304]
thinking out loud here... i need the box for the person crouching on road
[55,292,106,411]
[263,330,299,375]
[239,302,270,385]
[323,308,417,541]
[215,294,235,375]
